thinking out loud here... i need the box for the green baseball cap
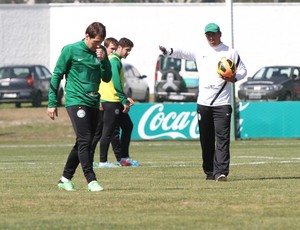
[204,23,220,33]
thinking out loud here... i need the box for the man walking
[47,22,112,191]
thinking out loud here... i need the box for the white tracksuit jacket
[166,42,247,106]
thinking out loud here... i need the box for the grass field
[1,106,300,230]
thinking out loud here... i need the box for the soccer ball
[217,57,236,78]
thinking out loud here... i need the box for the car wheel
[154,95,163,103]
[15,102,21,108]
[284,93,292,101]
[32,91,42,107]
[142,88,150,102]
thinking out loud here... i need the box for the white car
[154,55,199,102]
[123,63,149,102]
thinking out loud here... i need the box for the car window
[130,65,141,78]
[0,68,29,78]
[161,56,181,71]
[124,65,135,79]
[272,67,291,78]
[14,67,31,78]
[41,66,52,79]
[0,68,14,78]
[253,67,292,80]
[252,67,266,79]
[0,67,31,79]
[293,68,300,78]
[185,60,198,72]
[35,66,44,79]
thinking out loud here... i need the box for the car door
[124,65,136,98]
[292,67,300,100]
[37,66,52,99]
[124,64,144,100]
[0,67,20,99]
[130,65,147,98]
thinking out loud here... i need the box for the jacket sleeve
[48,46,71,108]
[164,47,196,61]
[233,51,247,81]
[100,46,112,83]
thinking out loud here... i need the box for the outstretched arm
[158,45,196,61]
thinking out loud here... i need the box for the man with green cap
[159,22,247,182]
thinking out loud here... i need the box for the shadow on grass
[233,176,300,181]
[1,159,44,163]
[0,132,16,136]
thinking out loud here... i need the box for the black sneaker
[215,174,227,182]
[206,172,214,180]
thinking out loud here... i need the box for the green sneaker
[88,180,103,192]
[58,180,75,191]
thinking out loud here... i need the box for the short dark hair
[118,37,134,48]
[85,22,106,39]
[104,37,118,48]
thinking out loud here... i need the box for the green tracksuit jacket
[48,39,112,109]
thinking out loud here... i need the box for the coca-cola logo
[138,104,199,139]
[237,102,250,137]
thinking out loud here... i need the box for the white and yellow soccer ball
[217,57,236,78]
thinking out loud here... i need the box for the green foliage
[1,107,300,229]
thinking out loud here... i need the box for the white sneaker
[97,162,117,168]
[88,180,103,192]
[216,174,227,182]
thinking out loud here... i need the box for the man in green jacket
[47,22,112,192]
[90,37,139,168]
[98,37,138,167]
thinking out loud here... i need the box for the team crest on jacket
[77,109,86,118]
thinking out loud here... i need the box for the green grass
[1,107,300,229]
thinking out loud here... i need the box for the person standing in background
[104,37,119,56]
[47,22,112,192]
[159,23,247,181]
[91,37,119,168]
[95,37,139,168]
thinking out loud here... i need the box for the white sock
[88,180,96,186]
[60,176,69,182]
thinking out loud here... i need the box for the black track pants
[100,102,121,162]
[90,103,133,162]
[90,110,106,161]
[114,112,133,159]
[63,105,99,183]
[197,104,232,178]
